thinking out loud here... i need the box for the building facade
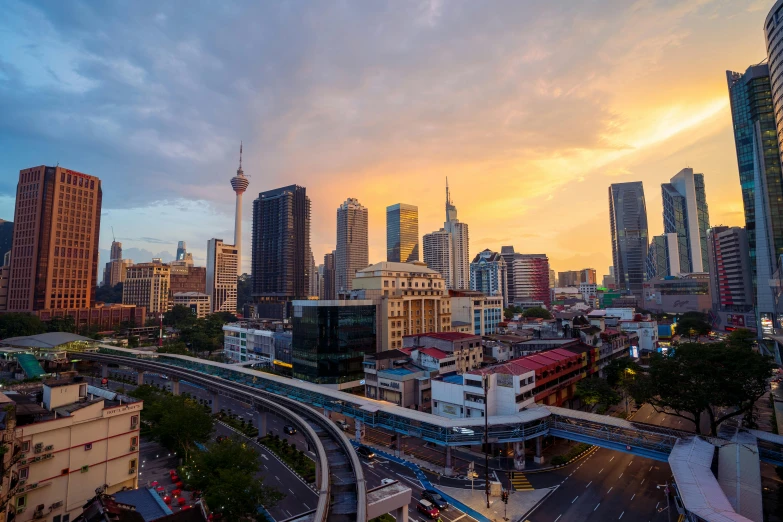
[34,304,146,330]
[251,185,311,317]
[646,233,681,280]
[122,261,170,315]
[423,229,452,288]
[335,198,369,294]
[206,238,238,314]
[470,250,508,307]
[444,181,470,290]
[0,219,12,265]
[661,168,710,273]
[8,166,102,312]
[449,290,504,336]
[642,274,711,315]
[386,203,419,263]
[322,251,336,300]
[291,300,376,387]
[608,182,649,298]
[350,262,452,351]
[707,226,755,331]
[169,264,206,297]
[172,292,211,318]
[500,247,550,307]
[402,332,483,373]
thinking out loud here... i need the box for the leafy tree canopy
[604,358,642,387]
[95,282,123,304]
[629,341,773,435]
[0,313,46,339]
[674,311,711,341]
[522,307,552,320]
[575,377,621,407]
[164,305,197,328]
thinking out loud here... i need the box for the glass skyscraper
[661,168,710,273]
[291,300,376,385]
[608,182,648,298]
[386,203,419,263]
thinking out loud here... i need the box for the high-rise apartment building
[252,185,311,317]
[309,251,319,297]
[122,260,170,315]
[646,233,680,280]
[661,168,710,273]
[765,2,783,169]
[206,238,238,314]
[386,203,419,263]
[322,251,336,300]
[549,269,556,288]
[102,240,132,288]
[423,228,452,287]
[169,263,206,297]
[499,247,550,307]
[0,219,12,264]
[470,249,508,306]
[580,268,597,285]
[557,270,580,288]
[707,226,754,314]
[444,181,470,290]
[335,198,368,294]
[8,166,102,312]
[608,182,649,298]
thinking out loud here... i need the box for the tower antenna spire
[111,226,115,242]
[238,141,243,172]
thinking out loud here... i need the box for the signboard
[378,379,400,390]
[726,314,746,327]
[442,404,457,415]
[496,374,513,388]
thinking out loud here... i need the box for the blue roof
[113,488,172,520]
[380,368,413,376]
[442,374,464,385]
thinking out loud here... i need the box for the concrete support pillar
[255,410,267,437]
[101,365,109,379]
[395,433,403,457]
[354,419,363,443]
[323,408,331,419]
[391,506,409,522]
[533,436,544,465]
[514,440,525,470]
[211,393,220,415]
[136,371,144,386]
[170,379,179,396]
[445,445,453,477]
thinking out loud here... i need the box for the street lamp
[656,482,672,522]
[484,374,490,509]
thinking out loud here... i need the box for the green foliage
[157,341,191,356]
[237,273,252,312]
[674,312,711,341]
[259,435,316,483]
[604,358,642,387]
[575,377,621,407]
[176,312,234,356]
[128,335,140,348]
[47,315,76,333]
[164,305,197,328]
[185,437,283,519]
[95,283,123,304]
[629,341,774,435]
[726,328,755,350]
[503,305,523,319]
[550,443,591,466]
[522,307,552,320]
[0,313,47,338]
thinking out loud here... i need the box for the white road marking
[608,487,613,493]
[656,502,660,509]
[289,489,295,494]
[594,503,600,511]
[610,456,615,462]
[555,515,562,522]
[619,473,623,479]
[451,515,467,522]
[276,476,281,482]
[619,511,625,519]
[631,494,636,500]
[649,466,653,471]
[640,479,645,485]
[261,454,269,460]
[263,464,268,469]
[628,461,633,466]
[572,496,578,503]
[586,481,592,488]
[599,468,603,474]
[304,503,310,510]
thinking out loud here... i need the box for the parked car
[335,419,349,431]
[284,425,297,435]
[422,489,449,510]
[380,478,396,486]
[357,446,375,460]
[416,499,440,519]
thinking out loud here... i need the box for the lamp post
[484,374,490,509]
[158,314,164,348]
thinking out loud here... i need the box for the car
[284,425,297,435]
[357,446,375,460]
[335,419,350,431]
[416,499,440,519]
[380,478,396,486]
[422,489,449,510]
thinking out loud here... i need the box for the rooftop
[1,332,94,349]
[380,368,414,376]
[357,261,439,276]
[418,347,451,360]
[172,292,209,297]
[441,374,464,385]
[371,349,410,361]
[469,360,533,377]
[405,332,479,341]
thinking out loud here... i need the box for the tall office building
[608,182,649,298]
[322,251,336,300]
[766,2,783,168]
[231,143,250,275]
[646,233,680,280]
[580,269,597,285]
[500,247,550,307]
[557,270,580,288]
[728,61,783,332]
[470,249,508,306]
[0,219,12,264]
[707,226,754,314]
[335,198,369,294]
[444,180,470,290]
[309,251,319,297]
[176,241,186,261]
[251,185,311,317]
[123,260,170,315]
[549,269,556,288]
[7,166,102,312]
[206,238,238,314]
[423,228,452,286]
[386,203,419,262]
[661,168,710,273]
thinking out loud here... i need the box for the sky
[0,0,773,278]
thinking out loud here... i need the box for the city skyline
[0,2,770,275]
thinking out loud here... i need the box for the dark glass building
[608,182,648,298]
[291,300,376,385]
[0,219,12,264]
[661,168,710,273]
[386,203,419,262]
[251,185,311,318]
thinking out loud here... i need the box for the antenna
[111,226,115,242]
[239,141,243,171]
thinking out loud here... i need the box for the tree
[726,328,755,350]
[575,377,621,407]
[95,282,123,304]
[522,307,552,320]
[48,315,76,333]
[164,305,197,328]
[186,437,283,519]
[674,312,711,341]
[629,341,773,435]
[604,358,641,387]
[237,273,252,312]
[0,313,46,339]
[157,342,191,356]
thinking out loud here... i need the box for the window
[130,436,138,449]
[21,440,30,452]
[84,443,92,451]
[16,495,26,508]
[129,458,137,474]
[18,467,29,480]
[53,517,61,522]
[131,415,139,429]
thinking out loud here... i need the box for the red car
[416,499,440,519]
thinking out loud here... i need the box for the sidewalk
[438,485,555,522]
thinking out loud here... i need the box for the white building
[172,292,211,319]
[619,319,658,352]
[423,229,453,288]
[206,238,238,314]
[450,291,504,335]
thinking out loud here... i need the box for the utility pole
[484,374,490,509]
[159,314,164,348]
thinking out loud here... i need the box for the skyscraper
[252,185,311,316]
[231,143,250,276]
[322,251,336,300]
[707,226,753,314]
[423,228,452,286]
[608,182,649,298]
[206,238,238,314]
[444,180,470,290]
[646,233,680,280]
[661,168,710,273]
[103,239,132,288]
[0,219,12,264]
[176,241,187,261]
[335,198,368,294]
[123,260,170,315]
[386,203,419,263]
[765,2,783,168]
[8,166,102,312]
[500,246,550,307]
[470,249,508,306]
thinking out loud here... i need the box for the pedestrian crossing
[510,472,534,491]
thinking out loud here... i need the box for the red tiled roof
[418,347,451,360]
[468,360,533,376]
